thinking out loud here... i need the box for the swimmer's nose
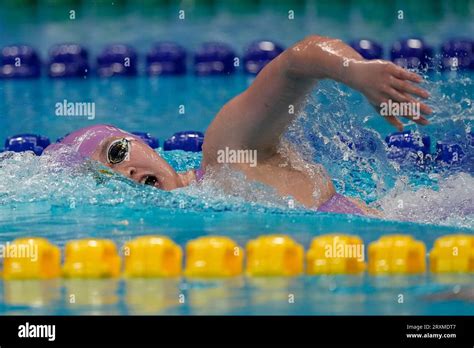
[126,166,137,179]
[116,165,143,183]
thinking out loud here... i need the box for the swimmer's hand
[351,60,432,131]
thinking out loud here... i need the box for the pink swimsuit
[317,193,364,215]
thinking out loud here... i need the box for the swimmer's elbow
[284,35,342,79]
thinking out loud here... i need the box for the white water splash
[377,173,474,228]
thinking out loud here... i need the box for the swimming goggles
[106,138,131,164]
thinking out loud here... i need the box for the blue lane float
[390,38,433,69]
[97,44,138,77]
[242,40,284,75]
[48,44,89,78]
[146,42,186,76]
[163,131,204,152]
[193,42,236,76]
[2,38,474,78]
[440,39,474,71]
[4,134,50,155]
[349,39,383,60]
[0,45,41,78]
[131,132,159,149]
[467,131,474,147]
[435,141,466,165]
[385,131,431,162]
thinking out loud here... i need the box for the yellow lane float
[184,236,243,278]
[306,234,366,275]
[3,237,61,280]
[123,235,182,277]
[246,234,304,276]
[368,235,426,275]
[1,233,469,280]
[63,239,121,278]
[430,234,474,273]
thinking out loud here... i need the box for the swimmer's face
[91,136,184,190]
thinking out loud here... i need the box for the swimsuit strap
[195,168,205,182]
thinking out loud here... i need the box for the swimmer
[45,35,432,216]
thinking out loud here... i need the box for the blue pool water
[0,3,473,315]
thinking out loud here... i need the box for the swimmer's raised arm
[203,35,432,165]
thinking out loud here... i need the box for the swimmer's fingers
[393,90,433,120]
[385,89,430,126]
[383,115,404,131]
[388,67,433,116]
[391,78,430,99]
[373,98,404,130]
[387,88,433,116]
[392,65,423,83]
[406,95,433,117]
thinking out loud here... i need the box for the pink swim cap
[44,124,141,161]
